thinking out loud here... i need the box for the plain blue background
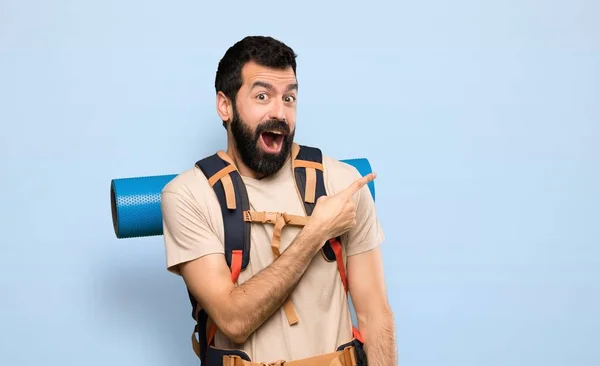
[1,0,598,365]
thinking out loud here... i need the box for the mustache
[255,119,290,136]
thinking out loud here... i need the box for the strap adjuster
[243,211,288,225]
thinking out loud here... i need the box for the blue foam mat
[110,158,375,239]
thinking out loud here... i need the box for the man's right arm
[179,224,326,344]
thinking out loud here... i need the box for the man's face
[229,61,298,177]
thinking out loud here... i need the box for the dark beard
[229,108,295,177]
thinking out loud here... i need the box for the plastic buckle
[264,212,280,224]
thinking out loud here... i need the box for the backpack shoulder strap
[189,151,252,362]
[291,144,337,262]
[195,151,251,273]
[292,144,363,342]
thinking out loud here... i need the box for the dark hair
[215,36,298,127]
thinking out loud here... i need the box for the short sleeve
[161,189,224,275]
[343,168,386,256]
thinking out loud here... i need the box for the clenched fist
[308,172,377,241]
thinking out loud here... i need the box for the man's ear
[216,91,233,122]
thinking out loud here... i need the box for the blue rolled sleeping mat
[110,158,375,239]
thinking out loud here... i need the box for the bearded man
[161,35,397,366]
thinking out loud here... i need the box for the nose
[269,99,286,121]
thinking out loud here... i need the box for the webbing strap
[243,211,309,227]
[304,167,316,203]
[231,249,243,283]
[222,345,358,366]
[292,160,324,170]
[243,210,304,325]
[292,158,323,204]
[270,216,299,325]
[329,238,348,293]
[208,164,237,209]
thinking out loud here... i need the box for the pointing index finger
[342,172,376,197]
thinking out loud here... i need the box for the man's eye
[257,93,268,100]
[284,95,296,102]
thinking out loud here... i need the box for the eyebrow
[250,81,298,92]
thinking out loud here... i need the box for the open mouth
[259,130,285,153]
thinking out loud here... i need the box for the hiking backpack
[188,143,366,365]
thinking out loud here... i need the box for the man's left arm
[348,247,397,365]
[343,168,397,365]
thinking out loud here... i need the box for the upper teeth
[269,131,283,135]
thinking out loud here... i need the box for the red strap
[207,250,243,347]
[207,324,217,346]
[231,249,243,283]
[353,326,365,343]
[329,238,348,293]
